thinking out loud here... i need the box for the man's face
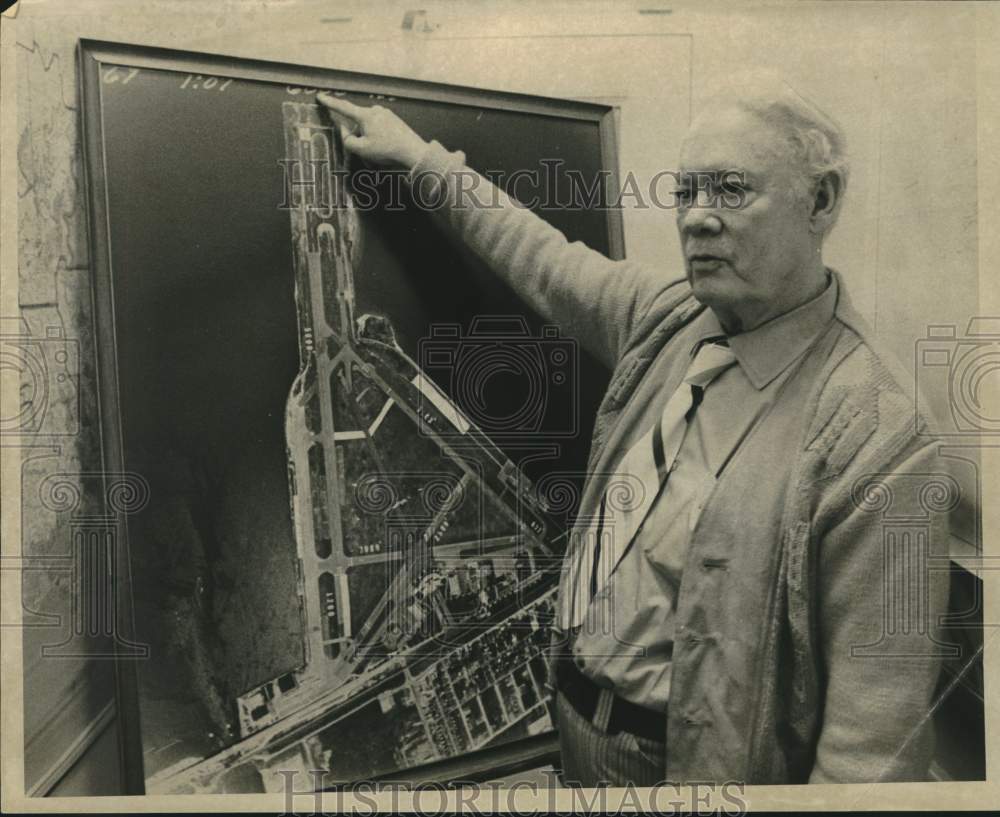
[676,106,816,331]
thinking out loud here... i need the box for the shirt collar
[687,270,839,390]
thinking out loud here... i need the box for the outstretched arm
[316,93,671,368]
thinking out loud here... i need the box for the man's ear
[809,170,844,234]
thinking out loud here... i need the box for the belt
[555,657,666,743]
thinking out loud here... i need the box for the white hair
[700,73,850,205]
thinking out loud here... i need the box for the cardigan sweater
[409,141,951,784]
[569,275,841,711]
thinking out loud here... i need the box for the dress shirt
[569,272,840,710]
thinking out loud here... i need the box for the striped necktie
[562,337,738,630]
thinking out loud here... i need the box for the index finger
[316,93,370,124]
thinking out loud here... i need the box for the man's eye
[674,188,694,202]
[721,176,751,195]
[719,182,752,207]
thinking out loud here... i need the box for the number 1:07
[179,74,234,91]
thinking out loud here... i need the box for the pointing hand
[316,93,429,169]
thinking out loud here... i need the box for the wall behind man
[6,0,986,796]
[686,2,980,427]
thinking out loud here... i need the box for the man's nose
[678,203,724,237]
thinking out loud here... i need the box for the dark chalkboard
[80,40,622,794]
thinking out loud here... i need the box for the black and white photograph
[1,0,997,812]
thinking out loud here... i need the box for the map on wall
[145,102,566,794]
[80,45,620,794]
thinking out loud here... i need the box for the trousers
[554,689,666,787]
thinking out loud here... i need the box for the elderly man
[317,81,949,786]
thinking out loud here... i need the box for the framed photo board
[77,39,622,794]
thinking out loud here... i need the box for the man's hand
[316,93,429,169]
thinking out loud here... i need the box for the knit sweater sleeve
[407,140,670,369]
[808,437,951,783]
